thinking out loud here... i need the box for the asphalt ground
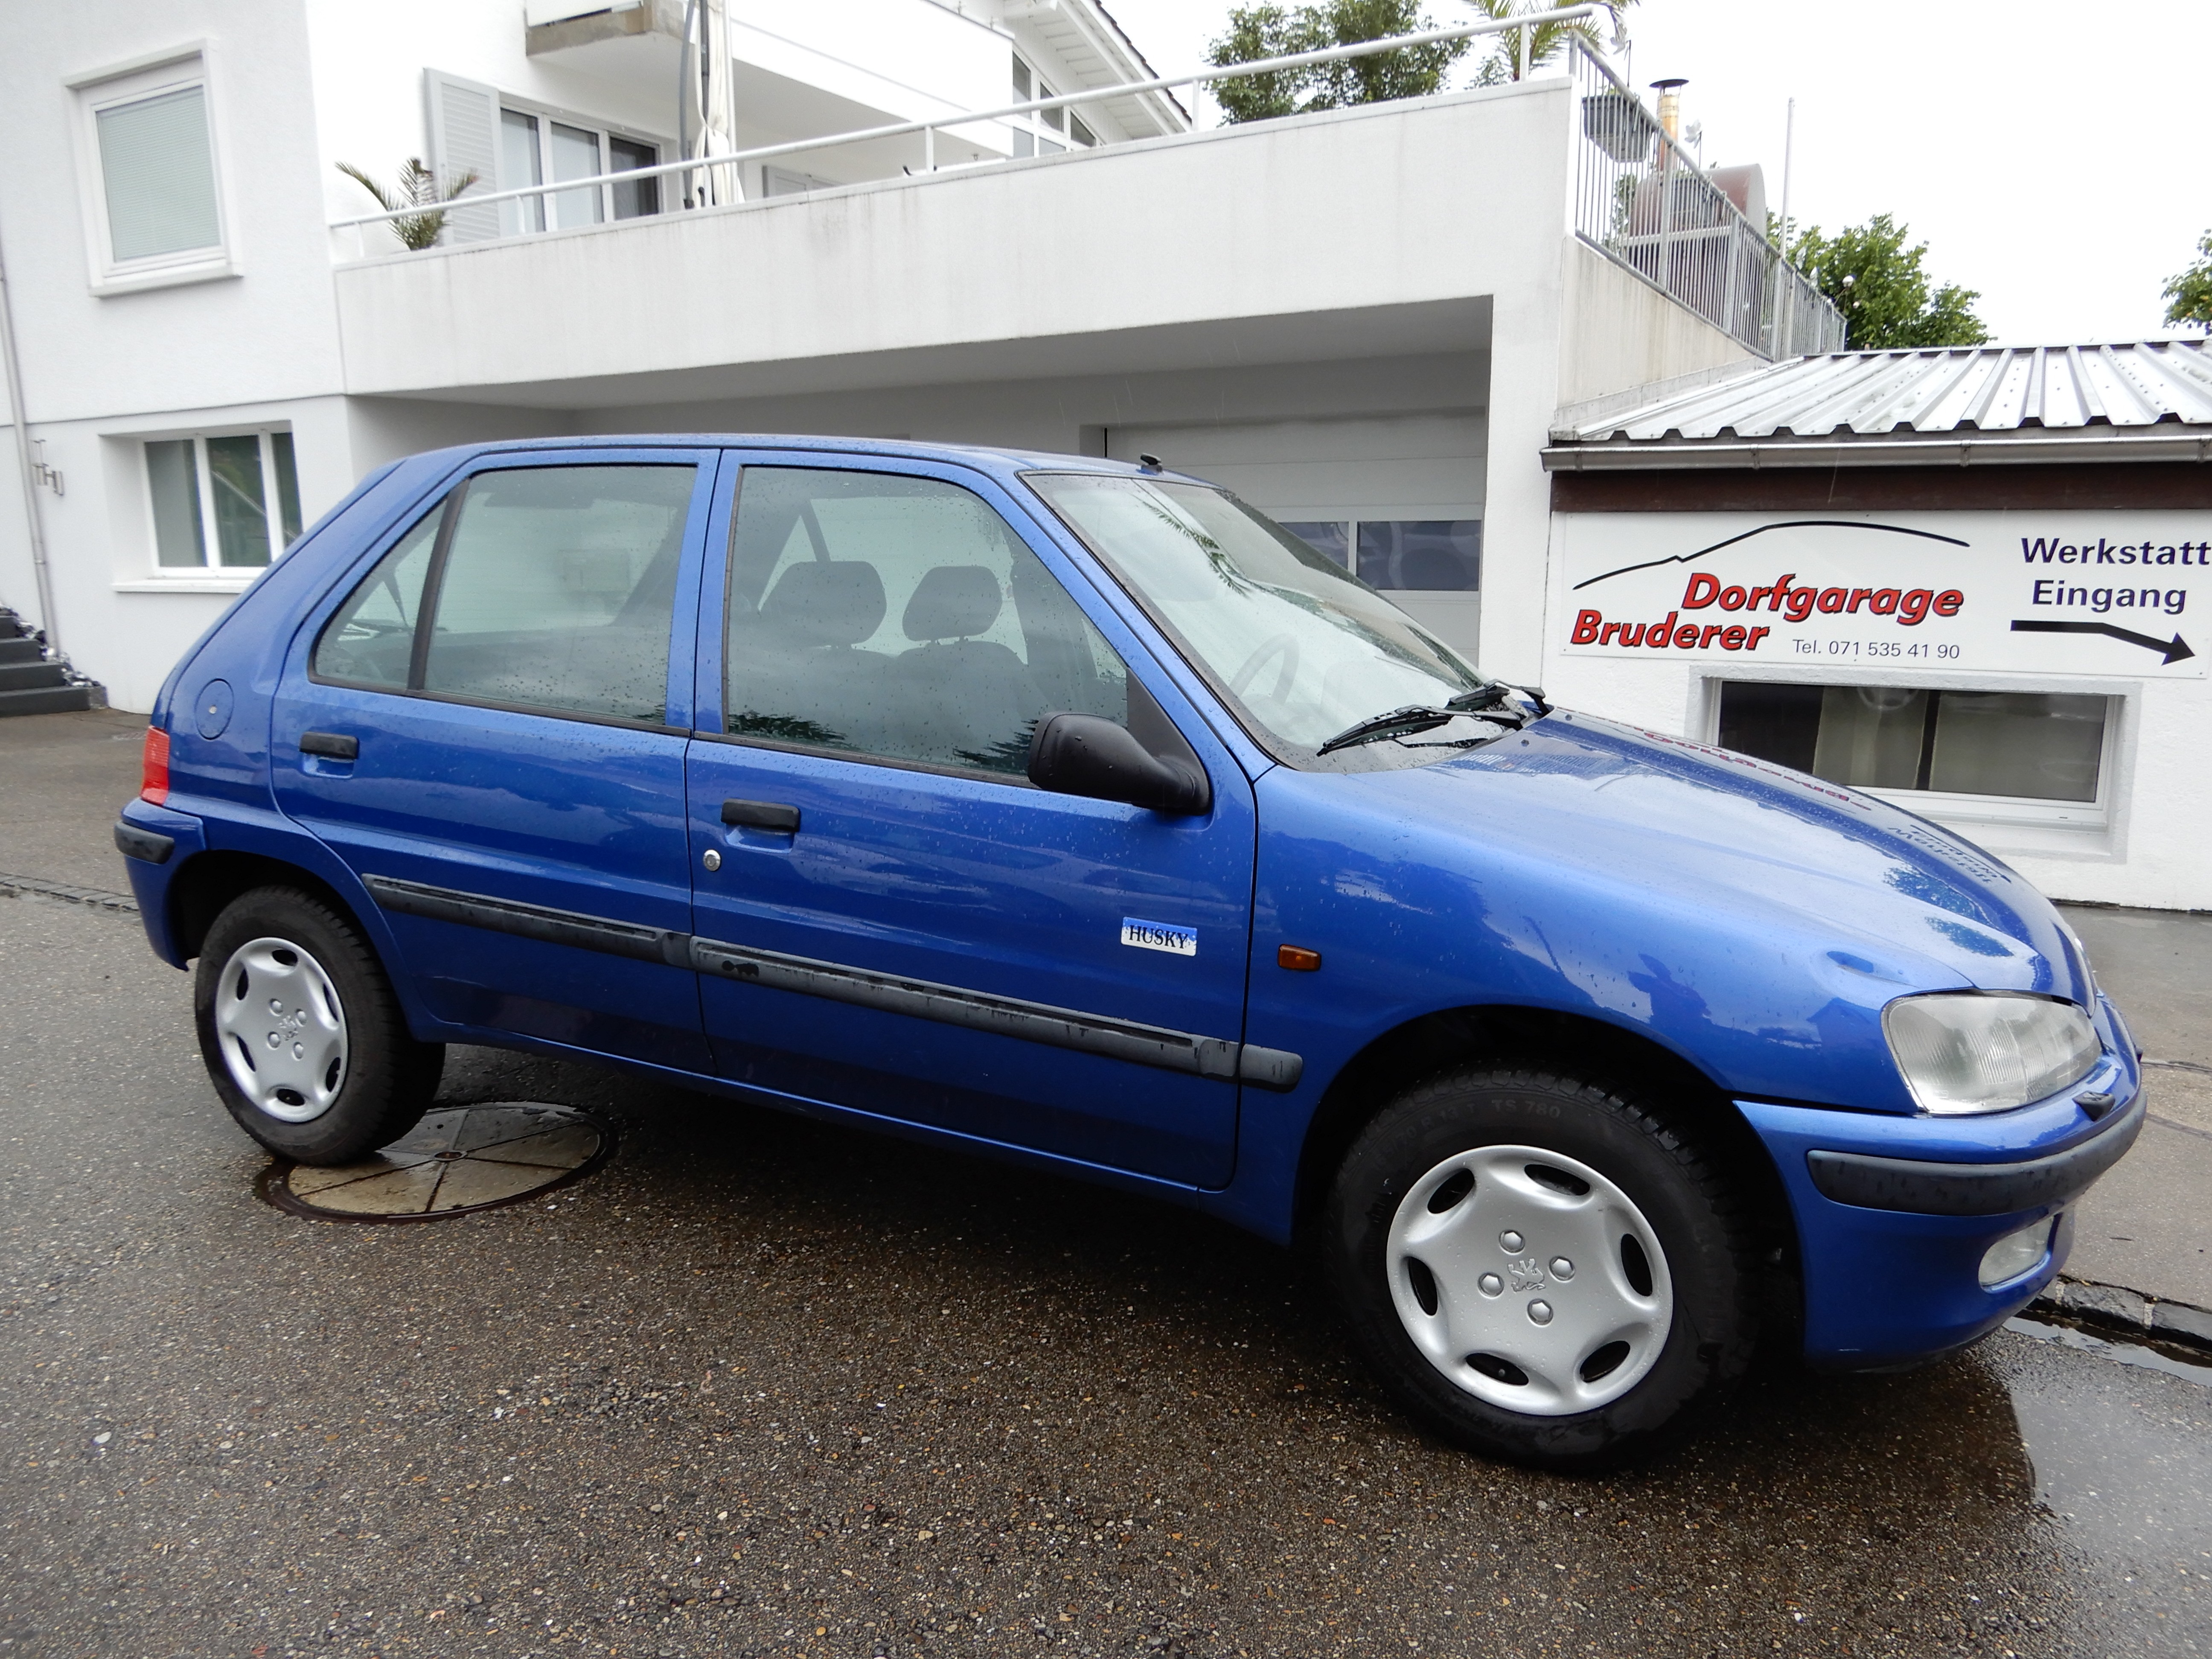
[3,708,2210,1656]
[5,888,2212,1659]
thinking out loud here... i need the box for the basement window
[1715,681,2113,818]
[144,431,303,573]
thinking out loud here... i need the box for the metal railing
[1567,40,1842,359]
[329,5,1606,245]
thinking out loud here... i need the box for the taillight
[140,727,170,805]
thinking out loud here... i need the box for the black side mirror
[1027,713,1211,815]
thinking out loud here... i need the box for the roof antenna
[1136,453,1163,472]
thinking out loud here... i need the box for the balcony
[327,16,1839,410]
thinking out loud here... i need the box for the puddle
[2006,1313,2212,1387]
[1993,1322,2212,1652]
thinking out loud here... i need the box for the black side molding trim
[299,730,359,760]
[113,821,175,864]
[691,934,1301,1090]
[361,874,687,967]
[358,872,1306,1090]
[1806,1090,2145,1217]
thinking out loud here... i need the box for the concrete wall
[328,83,1573,405]
[1555,239,1758,407]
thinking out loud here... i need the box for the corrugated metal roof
[1555,343,2212,445]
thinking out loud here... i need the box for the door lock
[702,849,722,872]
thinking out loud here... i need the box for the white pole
[1778,96,1795,255]
[0,216,59,655]
[1777,96,1796,358]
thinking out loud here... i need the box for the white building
[0,0,1825,700]
[1542,345,2212,912]
[93,9,2208,905]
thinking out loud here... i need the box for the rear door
[271,449,715,1071]
[682,454,1263,1187]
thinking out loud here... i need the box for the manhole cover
[259,1103,613,1222]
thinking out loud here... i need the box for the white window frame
[65,44,237,296]
[139,428,300,584]
[490,93,665,236]
[1009,52,1095,158]
[1695,667,2133,838]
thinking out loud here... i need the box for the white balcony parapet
[330,6,1609,233]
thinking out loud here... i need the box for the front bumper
[1738,1031,2143,1368]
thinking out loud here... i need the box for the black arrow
[2011,620,2195,664]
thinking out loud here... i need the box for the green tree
[336,158,480,251]
[1782,214,1989,349]
[1461,0,1635,85]
[1207,1,1467,123]
[2162,232,2212,331]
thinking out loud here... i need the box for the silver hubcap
[213,937,348,1124]
[1386,1144,1673,1416]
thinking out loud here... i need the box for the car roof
[390,434,1203,484]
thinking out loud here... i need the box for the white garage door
[1103,413,1485,656]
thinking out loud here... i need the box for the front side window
[724,468,1127,776]
[1027,474,1488,764]
[314,464,696,723]
[146,431,302,570]
[1716,681,2110,805]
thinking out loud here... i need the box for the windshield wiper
[1316,687,1525,756]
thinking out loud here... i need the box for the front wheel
[194,886,443,1164]
[1322,1067,1758,1469]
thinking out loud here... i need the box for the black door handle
[300,731,359,760]
[722,798,800,833]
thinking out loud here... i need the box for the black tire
[193,885,443,1164]
[1321,1066,1758,1470]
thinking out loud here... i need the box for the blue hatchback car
[117,437,2144,1467]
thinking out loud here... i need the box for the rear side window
[313,464,696,723]
[724,467,1127,775]
[315,505,440,687]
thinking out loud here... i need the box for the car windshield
[1025,473,1491,761]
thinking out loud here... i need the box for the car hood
[1384,710,2087,1000]
[1256,707,2099,1114]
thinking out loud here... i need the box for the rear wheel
[193,886,442,1164]
[1323,1066,1758,1469]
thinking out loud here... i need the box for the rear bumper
[1738,1034,2143,1368]
[116,799,205,967]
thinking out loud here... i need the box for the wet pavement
[3,891,2210,1658]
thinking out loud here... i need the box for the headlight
[1883,992,2100,1116]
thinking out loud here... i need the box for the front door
[683,456,1258,1187]
[271,450,715,1071]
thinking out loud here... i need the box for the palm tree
[336,159,481,252]
[1463,0,1635,82]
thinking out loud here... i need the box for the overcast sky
[1102,0,2211,345]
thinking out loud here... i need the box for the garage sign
[1554,512,2208,678]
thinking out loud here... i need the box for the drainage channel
[258,1102,614,1222]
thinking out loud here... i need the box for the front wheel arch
[1290,1006,1799,1339]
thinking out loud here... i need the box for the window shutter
[97,84,221,261]
[424,70,502,243]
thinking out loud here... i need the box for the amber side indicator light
[1278,944,1321,972]
[140,727,171,805]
